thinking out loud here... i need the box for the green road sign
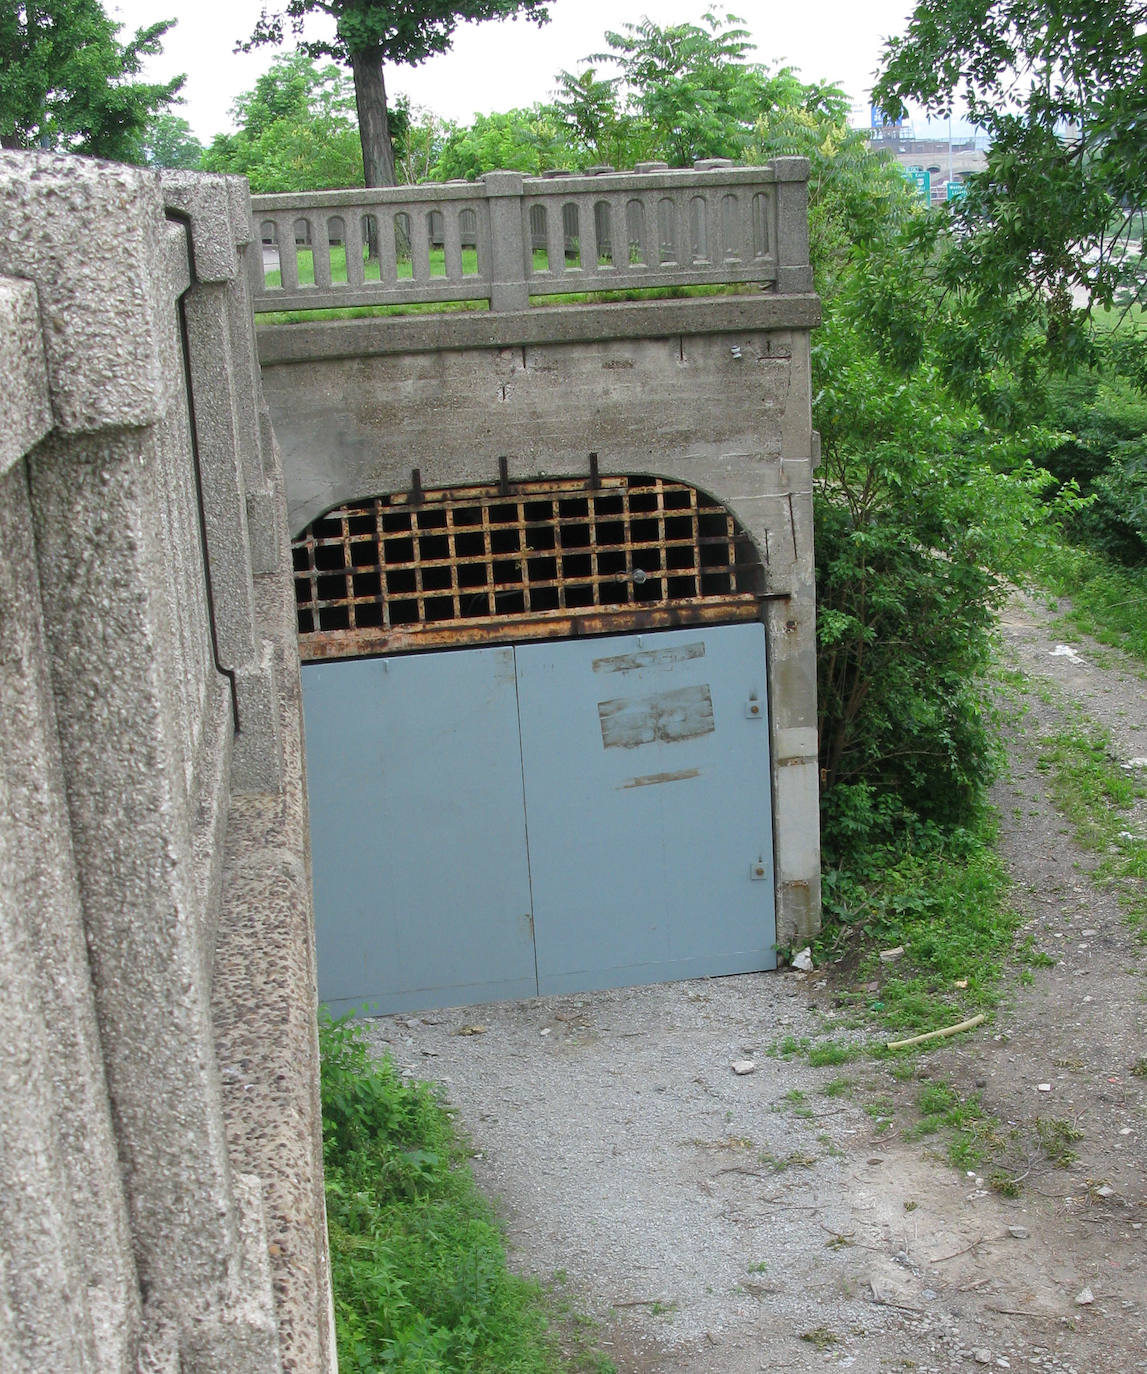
[901,165,931,203]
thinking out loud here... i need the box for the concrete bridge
[1,155,820,1372]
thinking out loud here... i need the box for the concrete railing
[250,158,812,313]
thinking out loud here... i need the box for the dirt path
[363,591,1146,1374]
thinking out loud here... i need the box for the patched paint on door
[303,623,775,1014]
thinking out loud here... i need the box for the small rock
[732,1059,757,1076]
[1007,1225,1031,1239]
[539,1027,551,1036]
[973,1349,993,1365]
[791,946,814,971]
[879,945,905,963]
[1037,1083,1052,1092]
[1120,1127,1133,1136]
[454,1024,488,1036]
[1075,1287,1094,1306]
[1050,645,1084,664]
[1095,1185,1115,1198]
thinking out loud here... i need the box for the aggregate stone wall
[259,293,823,943]
[0,154,333,1373]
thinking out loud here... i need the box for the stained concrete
[259,292,822,944]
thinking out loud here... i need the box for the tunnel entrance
[293,472,778,1015]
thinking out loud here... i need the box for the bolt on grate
[292,474,766,660]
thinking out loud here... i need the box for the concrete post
[483,171,530,312]
[773,157,814,295]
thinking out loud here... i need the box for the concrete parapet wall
[259,291,822,944]
[0,154,332,1373]
[251,159,812,313]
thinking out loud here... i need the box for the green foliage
[202,53,364,191]
[1035,721,1147,932]
[140,112,203,169]
[817,817,1020,1033]
[320,1014,576,1372]
[0,0,183,160]
[245,0,549,69]
[1042,346,1147,563]
[433,106,568,179]
[874,0,1147,359]
[550,67,632,169]
[580,9,805,168]
[813,307,1065,841]
[906,1080,998,1168]
[241,0,550,185]
[1040,544,1147,664]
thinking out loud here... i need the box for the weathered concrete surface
[260,293,822,943]
[0,278,52,474]
[1,152,332,1373]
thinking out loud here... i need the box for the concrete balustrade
[250,159,812,313]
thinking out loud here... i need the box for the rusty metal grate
[292,474,766,660]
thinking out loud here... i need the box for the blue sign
[870,106,905,131]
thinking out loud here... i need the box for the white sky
[108,0,956,144]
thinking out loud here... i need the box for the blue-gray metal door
[516,623,775,995]
[303,623,774,1014]
[303,645,537,1016]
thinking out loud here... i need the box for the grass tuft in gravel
[1035,723,1147,933]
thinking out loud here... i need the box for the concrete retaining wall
[0,154,333,1374]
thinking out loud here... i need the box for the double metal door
[303,623,775,1015]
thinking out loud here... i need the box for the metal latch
[749,859,769,881]
[745,695,763,719]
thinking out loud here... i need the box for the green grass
[817,815,1021,1036]
[1039,543,1147,667]
[904,1080,1001,1170]
[321,1015,609,1373]
[1035,723,1147,932]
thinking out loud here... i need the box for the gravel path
[362,590,1147,1373]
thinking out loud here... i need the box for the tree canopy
[874,0,1147,348]
[240,0,549,187]
[202,51,365,192]
[0,0,183,160]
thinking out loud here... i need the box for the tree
[873,0,1147,346]
[141,113,203,169]
[550,66,635,168]
[588,10,804,167]
[240,0,550,188]
[201,52,364,192]
[0,0,183,160]
[432,105,568,179]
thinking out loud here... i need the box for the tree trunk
[349,48,396,188]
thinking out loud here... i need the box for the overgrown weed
[321,1015,608,1373]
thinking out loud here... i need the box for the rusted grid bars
[293,477,764,660]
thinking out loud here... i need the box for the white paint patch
[1050,644,1085,665]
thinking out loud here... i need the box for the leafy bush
[1043,357,1147,563]
[320,1016,564,1373]
[813,301,1065,855]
